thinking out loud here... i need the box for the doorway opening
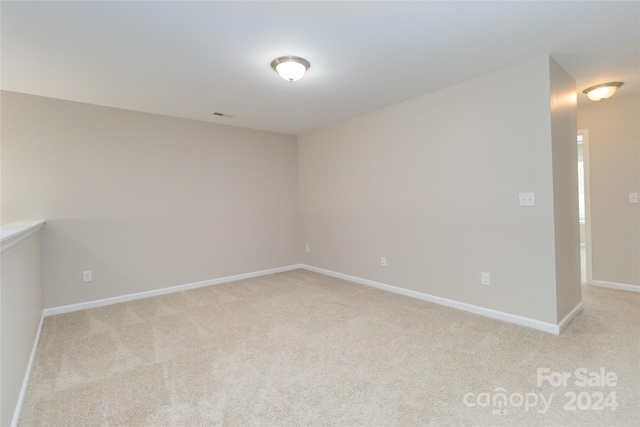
[577,130,591,284]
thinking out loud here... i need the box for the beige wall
[2,56,592,328]
[1,91,300,308]
[0,230,43,426]
[578,94,640,287]
[299,56,579,324]
[549,58,581,320]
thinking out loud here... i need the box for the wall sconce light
[582,82,623,101]
[271,56,310,82]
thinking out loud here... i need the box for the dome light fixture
[271,56,310,82]
[582,82,623,102]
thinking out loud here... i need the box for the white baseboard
[301,264,568,335]
[21,265,302,424]
[558,301,585,334]
[16,262,585,424]
[43,264,304,317]
[11,312,45,427]
[589,280,640,293]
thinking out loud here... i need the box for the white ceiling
[2,1,638,135]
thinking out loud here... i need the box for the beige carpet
[19,269,639,426]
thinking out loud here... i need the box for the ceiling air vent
[212,112,235,119]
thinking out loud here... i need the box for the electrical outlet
[481,272,491,285]
[83,270,92,282]
[629,193,639,204]
[519,192,536,207]
[381,257,387,266]
[305,244,310,253]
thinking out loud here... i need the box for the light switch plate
[629,193,639,204]
[519,192,536,207]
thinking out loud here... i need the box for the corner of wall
[549,57,582,322]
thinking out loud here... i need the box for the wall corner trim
[301,264,565,334]
[589,280,640,293]
[557,301,585,334]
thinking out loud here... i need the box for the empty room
[1,1,639,426]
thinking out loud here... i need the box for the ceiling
[2,1,638,135]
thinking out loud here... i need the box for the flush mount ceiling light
[582,82,623,101]
[271,56,310,82]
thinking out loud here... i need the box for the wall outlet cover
[481,272,491,285]
[519,192,536,207]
